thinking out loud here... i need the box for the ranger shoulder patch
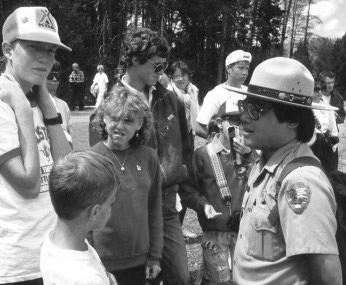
[285,182,311,214]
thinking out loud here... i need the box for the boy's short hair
[49,151,119,220]
[121,27,171,68]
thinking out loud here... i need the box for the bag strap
[207,144,232,213]
[268,156,322,224]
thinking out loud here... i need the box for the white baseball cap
[225,50,252,67]
[2,6,71,52]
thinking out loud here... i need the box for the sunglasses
[238,100,271,121]
[147,58,168,73]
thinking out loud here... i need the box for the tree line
[1,0,345,102]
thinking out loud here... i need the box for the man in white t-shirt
[91,64,109,108]
[0,6,72,285]
[196,50,252,138]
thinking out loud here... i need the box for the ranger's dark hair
[272,103,315,143]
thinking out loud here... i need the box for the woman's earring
[136,130,139,138]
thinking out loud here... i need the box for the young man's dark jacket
[89,79,192,192]
[329,90,346,124]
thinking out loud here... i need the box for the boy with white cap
[196,50,252,139]
[231,57,341,284]
[0,6,72,284]
[180,98,253,284]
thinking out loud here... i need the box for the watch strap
[44,113,63,125]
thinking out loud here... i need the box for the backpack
[268,156,346,283]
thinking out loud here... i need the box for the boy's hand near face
[0,74,31,111]
[233,139,251,155]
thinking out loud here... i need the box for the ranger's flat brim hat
[225,57,337,111]
[2,6,71,52]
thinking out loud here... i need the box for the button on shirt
[233,141,338,285]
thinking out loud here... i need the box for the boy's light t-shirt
[0,102,56,283]
[40,232,116,285]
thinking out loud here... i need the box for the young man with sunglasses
[230,57,342,285]
[89,27,192,285]
[196,50,252,139]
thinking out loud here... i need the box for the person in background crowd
[308,80,339,172]
[180,97,253,285]
[0,6,72,284]
[90,87,163,285]
[40,151,119,285]
[47,71,73,146]
[321,71,345,171]
[321,71,345,125]
[89,27,192,285]
[231,57,341,285]
[196,50,251,139]
[91,64,109,109]
[167,60,199,239]
[69,62,85,111]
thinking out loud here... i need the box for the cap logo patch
[38,9,55,31]
[21,17,28,23]
[285,182,311,214]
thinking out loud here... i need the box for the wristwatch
[44,113,63,125]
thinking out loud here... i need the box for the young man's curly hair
[120,27,171,68]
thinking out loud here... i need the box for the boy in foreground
[40,151,119,285]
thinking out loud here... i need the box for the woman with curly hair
[90,86,163,285]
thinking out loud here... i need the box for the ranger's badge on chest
[285,182,311,214]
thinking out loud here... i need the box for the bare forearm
[2,104,41,197]
[307,254,342,285]
[195,122,207,139]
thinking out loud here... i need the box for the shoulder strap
[206,144,232,212]
[268,156,322,225]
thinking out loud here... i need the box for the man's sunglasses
[147,58,168,73]
[238,100,271,121]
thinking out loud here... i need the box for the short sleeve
[75,275,109,285]
[0,101,20,165]
[105,74,109,83]
[278,166,338,257]
[197,90,218,125]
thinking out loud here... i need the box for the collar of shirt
[251,141,301,186]
[209,133,230,155]
[121,76,156,107]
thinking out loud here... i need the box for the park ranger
[231,57,342,285]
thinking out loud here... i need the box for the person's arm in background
[195,122,208,139]
[177,95,193,166]
[80,70,85,83]
[332,92,346,124]
[146,151,163,281]
[189,83,199,137]
[0,75,40,198]
[37,82,72,160]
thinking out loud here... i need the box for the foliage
[0,0,344,102]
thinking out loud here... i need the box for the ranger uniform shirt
[233,141,338,285]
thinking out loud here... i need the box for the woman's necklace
[104,142,129,171]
